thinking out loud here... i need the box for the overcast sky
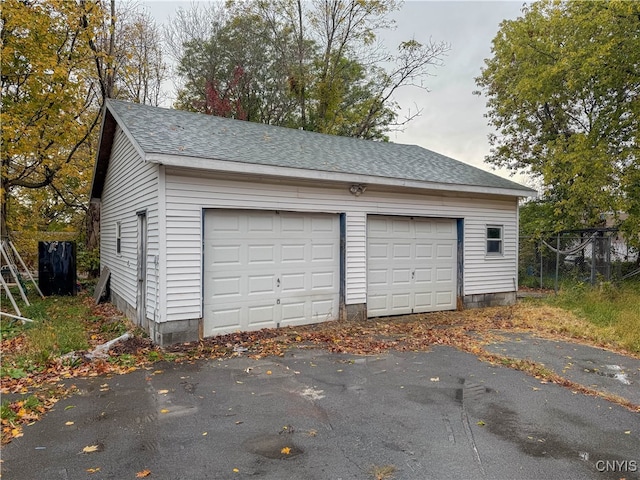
[144,1,527,181]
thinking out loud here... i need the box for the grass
[1,290,130,371]
[15,297,90,364]
[369,465,396,480]
[528,280,640,354]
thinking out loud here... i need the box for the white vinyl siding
[346,212,366,304]
[163,169,518,321]
[100,126,159,322]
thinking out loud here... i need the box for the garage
[367,216,457,317]
[203,210,341,336]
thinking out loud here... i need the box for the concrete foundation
[148,318,200,346]
[463,291,517,309]
[345,303,367,321]
[109,290,200,346]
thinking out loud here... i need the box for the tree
[1,0,104,239]
[475,0,640,248]
[2,0,168,272]
[89,3,168,106]
[168,0,449,140]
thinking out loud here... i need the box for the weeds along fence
[519,229,639,290]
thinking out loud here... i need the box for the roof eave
[90,99,152,200]
[147,153,536,198]
[89,105,116,200]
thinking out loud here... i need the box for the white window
[116,222,122,255]
[487,225,503,255]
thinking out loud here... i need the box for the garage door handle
[412,271,415,279]
[276,278,280,287]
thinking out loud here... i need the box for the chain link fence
[519,230,639,290]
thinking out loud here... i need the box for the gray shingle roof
[104,99,533,194]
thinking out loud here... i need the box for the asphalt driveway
[2,345,639,480]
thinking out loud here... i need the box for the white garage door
[367,216,457,317]
[203,210,340,336]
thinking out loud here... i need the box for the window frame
[116,221,122,255]
[486,225,503,256]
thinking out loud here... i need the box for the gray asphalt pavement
[2,345,639,480]
[483,332,640,405]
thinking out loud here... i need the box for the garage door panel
[211,245,241,265]
[207,214,240,234]
[367,215,457,317]
[281,215,305,232]
[368,269,388,285]
[415,243,433,259]
[393,243,411,258]
[414,292,433,309]
[248,244,275,263]
[281,301,305,322]
[281,273,305,292]
[204,210,339,336]
[248,304,276,326]
[311,216,336,233]
[436,243,455,259]
[436,291,454,307]
[392,294,410,310]
[248,275,276,295]
[392,269,411,283]
[414,222,433,235]
[311,298,336,318]
[281,244,305,262]
[212,276,241,297]
[369,243,388,258]
[312,243,336,261]
[311,271,335,289]
[392,219,411,234]
[436,267,453,282]
[436,221,455,235]
[209,308,241,330]
[414,268,432,283]
[248,215,274,232]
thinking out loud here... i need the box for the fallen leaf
[86,467,101,473]
[233,468,239,473]
[160,409,169,414]
[266,370,272,375]
[157,389,169,395]
[477,421,486,427]
[624,431,631,434]
[281,447,291,455]
[65,421,74,426]
[82,445,99,453]
[202,432,208,436]
[136,469,151,477]
[64,405,75,411]
[430,377,440,382]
